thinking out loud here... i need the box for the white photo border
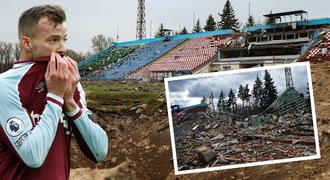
[164,62,320,175]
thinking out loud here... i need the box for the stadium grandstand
[79,10,330,81]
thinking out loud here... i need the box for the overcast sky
[167,63,309,107]
[1,0,330,53]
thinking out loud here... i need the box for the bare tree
[0,42,4,72]
[0,41,14,73]
[66,49,86,63]
[91,34,114,54]
[14,43,20,60]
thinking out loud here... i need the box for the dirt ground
[69,62,330,180]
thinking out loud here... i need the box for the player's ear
[21,36,32,52]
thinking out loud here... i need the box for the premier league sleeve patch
[6,117,24,137]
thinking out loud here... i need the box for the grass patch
[145,98,163,116]
[81,81,165,113]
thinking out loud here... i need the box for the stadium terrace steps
[299,32,330,63]
[125,38,191,80]
[78,29,234,81]
[90,38,187,80]
[128,35,232,80]
[80,46,139,80]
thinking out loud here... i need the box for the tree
[14,43,20,60]
[252,75,263,111]
[201,96,207,104]
[218,0,239,30]
[154,23,166,37]
[244,84,252,116]
[66,49,86,63]
[246,15,256,27]
[261,70,278,110]
[91,34,114,54]
[238,84,245,114]
[217,90,226,112]
[204,14,217,31]
[180,27,189,35]
[265,17,276,25]
[192,19,202,33]
[0,41,14,73]
[226,88,237,113]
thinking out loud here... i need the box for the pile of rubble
[174,110,316,171]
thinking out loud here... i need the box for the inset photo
[165,62,320,175]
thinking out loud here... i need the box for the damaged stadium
[172,81,315,171]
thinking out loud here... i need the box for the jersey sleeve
[0,81,64,168]
[67,83,108,162]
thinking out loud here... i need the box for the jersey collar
[14,56,50,64]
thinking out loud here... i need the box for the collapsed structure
[172,85,314,171]
[171,43,315,170]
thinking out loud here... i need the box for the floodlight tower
[285,67,294,88]
[136,0,146,40]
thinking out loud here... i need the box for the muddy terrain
[70,62,330,180]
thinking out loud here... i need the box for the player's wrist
[63,99,78,112]
[48,90,65,99]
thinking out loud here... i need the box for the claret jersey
[0,57,108,179]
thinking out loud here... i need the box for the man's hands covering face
[45,52,69,98]
[45,53,80,112]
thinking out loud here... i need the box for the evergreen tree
[218,0,239,30]
[238,84,245,114]
[252,75,263,111]
[226,88,237,113]
[265,17,276,25]
[238,84,252,116]
[217,90,226,112]
[154,23,166,37]
[261,70,278,109]
[192,19,202,33]
[201,96,207,104]
[244,84,252,116]
[246,15,256,27]
[180,27,189,35]
[204,14,217,31]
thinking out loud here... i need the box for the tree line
[0,42,19,73]
[201,70,278,117]
[0,41,92,73]
[155,0,276,37]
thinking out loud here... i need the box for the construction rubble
[174,88,316,171]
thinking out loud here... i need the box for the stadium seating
[128,35,231,80]
[300,32,330,63]
[97,38,186,80]
[80,46,138,80]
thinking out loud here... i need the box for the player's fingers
[67,57,80,80]
[56,53,69,76]
[49,52,56,73]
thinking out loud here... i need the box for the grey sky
[1,0,329,53]
[167,64,309,107]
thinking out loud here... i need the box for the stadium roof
[263,10,307,18]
